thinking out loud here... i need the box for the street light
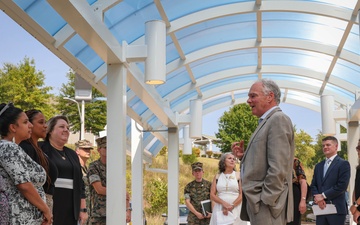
[63,97,85,140]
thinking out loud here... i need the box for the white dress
[209,171,248,225]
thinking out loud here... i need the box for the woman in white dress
[209,152,247,225]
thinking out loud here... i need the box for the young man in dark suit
[311,136,350,225]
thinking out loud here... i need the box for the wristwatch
[80,208,87,213]
[353,201,359,207]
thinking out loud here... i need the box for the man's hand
[353,209,360,223]
[195,211,205,219]
[231,140,244,159]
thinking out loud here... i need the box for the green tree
[56,71,107,135]
[0,57,56,118]
[181,147,198,164]
[215,103,257,153]
[145,177,168,215]
[294,129,315,168]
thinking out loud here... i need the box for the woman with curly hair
[209,152,247,225]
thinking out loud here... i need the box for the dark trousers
[287,183,301,225]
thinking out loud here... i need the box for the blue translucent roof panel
[263,12,345,46]
[332,59,360,87]
[262,74,323,88]
[287,90,320,106]
[262,48,332,73]
[324,83,355,100]
[170,90,198,109]
[64,34,104,72]
[200,76,256,93]
[156,69,191,98]
[104,1,161,44]
[300,0,357,9]
[161,0,251,21]
[178,14,257,55]
[128,97,148,116]
[189,50,258,79]
[343,25,360,55]
[14,0,66,36]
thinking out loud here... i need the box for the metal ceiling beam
[168,1,354,33]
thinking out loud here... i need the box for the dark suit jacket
[240,107,295,222]
[310,155,350,215]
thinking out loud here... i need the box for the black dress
[41,141,85,225]
[355,167,360,225]
[19,140,58,195]
[287,158,307,225]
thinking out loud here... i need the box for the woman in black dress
[19,109,58,210]
[42,115,88,225]
[287,158,308,225]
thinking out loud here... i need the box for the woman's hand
[41,208,52,225]
[78,212,88,225]
[222,207,229,216]
[299,199,306,214]
[222,202,234,211]
[126,210,131,223]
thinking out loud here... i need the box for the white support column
[168,128,179,225]
[107,64,127,225]
[321,95,336,135]
[347,121,360,214]
[131,119,144,225]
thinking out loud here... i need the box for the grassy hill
[83,148,315,225]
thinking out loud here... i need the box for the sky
[0,10,322,145]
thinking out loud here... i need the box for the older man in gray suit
[232,79,295,225]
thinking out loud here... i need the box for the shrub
[206,150,213,158]
[145,177,168,215]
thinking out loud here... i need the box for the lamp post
[63,97,85,140]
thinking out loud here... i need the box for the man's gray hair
[260,78,281,105]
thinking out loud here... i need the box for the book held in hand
[201,199,212,216]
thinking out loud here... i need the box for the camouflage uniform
[184,162,212,225]
[88,136,107,225]
[88,159,106,225]
[75,139,94,225]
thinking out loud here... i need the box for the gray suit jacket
[240,107,295,222]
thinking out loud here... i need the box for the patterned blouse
[0,140,46,224]
[0,174,10,224]
[292,158,307,185]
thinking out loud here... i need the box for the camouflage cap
[191,162,203,171]
[75,139,93,149]
[96,136,107,148]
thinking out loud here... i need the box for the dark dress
[355,166,360,225]
[19,140,58,195]
[287,158,307,225]
[41,141,85,225]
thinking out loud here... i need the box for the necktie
[323,159,331,177]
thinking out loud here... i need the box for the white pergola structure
[1,1,360,224]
